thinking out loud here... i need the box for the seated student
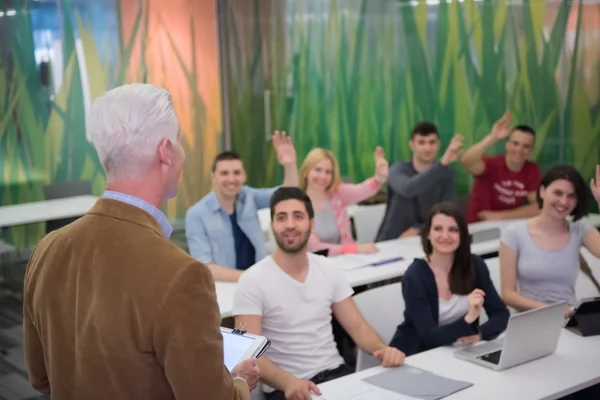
[389,202,509,356]
[233,187,405,400]
[185,131,298,282]
[499,164,600,315]
[299,146,388,255]
[461,111,542,223]
[376,122,462,241]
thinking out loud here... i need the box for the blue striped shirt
[102,190,173,238]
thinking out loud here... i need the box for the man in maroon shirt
[461,111,542,223]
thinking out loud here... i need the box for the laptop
[454,301,566,371]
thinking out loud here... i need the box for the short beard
[274,229,310,254]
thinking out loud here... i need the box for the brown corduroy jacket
[23,198,249,400]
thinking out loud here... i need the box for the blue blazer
[390,255,509,356]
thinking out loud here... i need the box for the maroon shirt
[467,155,542,223]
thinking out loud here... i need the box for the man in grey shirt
[376,122,463,241]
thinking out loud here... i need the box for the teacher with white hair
[23,83,259,399]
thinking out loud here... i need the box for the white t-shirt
[233,253,354,384]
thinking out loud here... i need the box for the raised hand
[590,165,600,203]
[465,288,485,323]
[440,134,464,166]
[490,110,512,141]
[272,130,296,166]
[374,146,389,184]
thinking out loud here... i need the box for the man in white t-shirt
[233,187,405,400]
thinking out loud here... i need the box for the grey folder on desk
[362,365,473,400]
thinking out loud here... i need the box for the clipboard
[564,296,600,337]
[221,323,271,371]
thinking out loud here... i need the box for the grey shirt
[314,201,341,244]
[376,161,455,241]
[500,220,593,307]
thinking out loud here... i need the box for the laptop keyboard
[478,350,502,365]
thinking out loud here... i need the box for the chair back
[353,282,404,371]
[352,204,386,243]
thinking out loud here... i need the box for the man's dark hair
[411,121,439,139]
[269,187,314,220]
[536,165,590,221]
[211,150,242,172]
[512,124,536,137]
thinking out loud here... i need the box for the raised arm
[154,262,250,400]
[387,162,450,198]
[389,134,462,198]
[461,111,511,176]
[335,178,382,206]
[335,146,389,205]
[272,130,298,187]
[585,167,600,257]
[498,243,547,311]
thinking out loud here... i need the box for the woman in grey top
[499,165,600,316]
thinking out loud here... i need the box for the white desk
[0,195,99,228]
[317,330,600,400]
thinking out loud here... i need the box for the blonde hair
[299,148,342,193]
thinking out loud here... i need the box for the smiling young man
[376,122,462,241]
[461,111,542,223]
[185,131,298,282]
[233,187,405,400]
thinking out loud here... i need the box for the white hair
[87,83,180,181]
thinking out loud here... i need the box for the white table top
[316,330,600,400]
[0,195,100,228]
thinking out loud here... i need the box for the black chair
[43,180,92,233]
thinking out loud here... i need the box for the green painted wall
[221,0,600,203]
[2,0,600,250]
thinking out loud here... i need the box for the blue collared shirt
[185,186,275,269]
[102,190,173,238]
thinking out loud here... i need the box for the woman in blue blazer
[390,202,509,356]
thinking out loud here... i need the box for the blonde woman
[299,146,389,255]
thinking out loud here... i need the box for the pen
[372,256,404,266]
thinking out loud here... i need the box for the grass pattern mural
[0,0,222,248]
[221,0,600,203]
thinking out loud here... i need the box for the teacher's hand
[231,358,260,391]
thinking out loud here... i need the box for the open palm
[374,146,389,183]
[272,130,296,166]
[491,110,512,141]
[590,165,600,203]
